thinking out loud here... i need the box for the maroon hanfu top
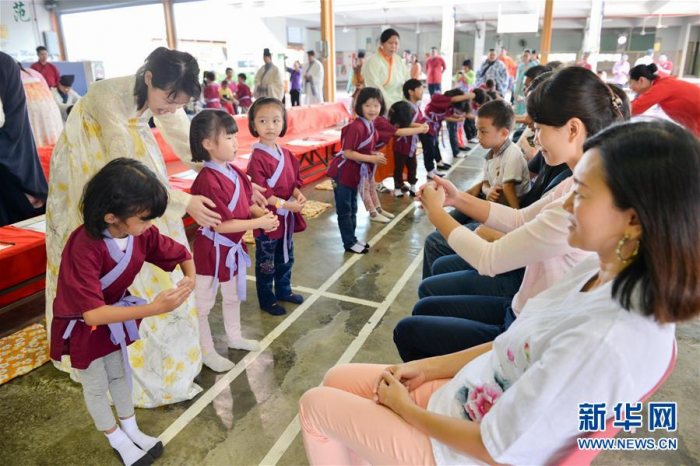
[191,163,253,280]
[327,118,379,189]
[373,116,397,149]
[247,144,307,239]
[425,93,455,136]
[394,101,425,156]
[50,225,190,369]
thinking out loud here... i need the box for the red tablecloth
[0,227,46,307]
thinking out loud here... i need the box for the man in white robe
[303,50,324,105]
[254,48,284,101]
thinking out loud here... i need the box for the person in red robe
[30,45,60,88]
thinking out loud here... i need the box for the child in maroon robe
[389,100,430,197]
[189,110,278,371]
[50,158,195,466]
[247,98,307,316]
[236,73,253,113]
[326,88,389,253]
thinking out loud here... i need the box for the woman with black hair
[45,47,212,407]
[629,63,700,137]
[362,28,409,109]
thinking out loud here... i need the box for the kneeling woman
[298,120,699,465]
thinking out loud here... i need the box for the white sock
[348,242,366,253]
[202,351,235,372]
[120,416,161,455]
[228,337,261,352]
[105,427,151,466]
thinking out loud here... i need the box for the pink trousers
[360,168,382,213]
[299,363,450,465]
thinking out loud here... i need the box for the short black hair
[354,87,386,118]
[476,99,514,130]
[203,71,216,82]
[225,67,233,73]
[36,46,47,53]
[380,28,400,44]
[402,78,423,99]
[388,101,415,128]
[462,59,472,68]
[485,79,495,89]
[524,65,552,81]
[237,73,247,80]
[307,50,315,56]
[189,109,238,162]
[134,47,201,110]
[444,88,469,112]
[81,158,168,239]
[248,97,287,138]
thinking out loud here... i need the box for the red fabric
[191,165,252,280]
[498,55,517,78]
[38,145,54,179]
[631,76,700,137]
[203,83,222,108]
[425,94,454,136]
[236,83,252,108]
[50,225,191,369]
[30,62,60,87]
[425,56,446,84]
[247,146,306,239]
[0,227,46,307]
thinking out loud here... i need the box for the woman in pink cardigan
[394,67,630,361]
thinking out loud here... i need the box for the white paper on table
[320,129,341,138]
[0,242,14,251]
[172,169,198,180]
[25,220,47,233]
[287,139,325,147]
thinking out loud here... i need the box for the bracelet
[276,199,286,209]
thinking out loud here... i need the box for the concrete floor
[1,146,698,466]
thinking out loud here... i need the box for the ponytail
[630,63,658,82]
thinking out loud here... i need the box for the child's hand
[284,200,303,213]
[372,153,387,165]
[419,123,430,134]
[258,211,280,231]
[176,276,195,293]
[250,183,268,208]
[486,186,502,202]
[153,286,191,313]
[296,192,307,205]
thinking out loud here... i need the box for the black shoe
[400,184,410,192]
[261,303,287,316]
[436,163,451,170]
[278,293,304,304]
[113,449,154,466]
[344,244,369,254]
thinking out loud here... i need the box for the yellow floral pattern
[0,324,49,385]
[45,76,202,408]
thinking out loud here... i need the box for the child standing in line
[362,113,398,223]
[389,100,430,197]
[422,88,475,179]
[247,98,308,316]
[202,71,221,109]
[326,87,388,253]
[50,158,195,466]
[466,100,530,207]
[235,73,252,113]
[190,110,279,372]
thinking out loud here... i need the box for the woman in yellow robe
[45,47,221,407]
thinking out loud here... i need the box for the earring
[616,234,640,265]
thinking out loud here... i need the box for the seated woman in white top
[299,120,700,465]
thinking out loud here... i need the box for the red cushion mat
[0,227,46,307]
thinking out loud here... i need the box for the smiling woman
[44,47,213,408]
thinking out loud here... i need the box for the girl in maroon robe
[51,158,195,466]
[247,98,307,316]
[189,110,278,371]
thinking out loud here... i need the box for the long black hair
[388,101,415,128]
[583,120,700,323]
[81,158,168,238]
[134,47,201,110]
[629,63,658,82]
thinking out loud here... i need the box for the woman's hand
[251,183,268,208]
[417,176,460,208]
[375,371,414,417]
[387,361,429,391]
[187,195,222,228]
[420,183,447,213]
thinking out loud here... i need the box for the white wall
[0,0,55,61]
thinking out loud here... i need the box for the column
[163,0,177,50]
[320,0,336,102]
[473,21,486,69]
[440,3,456,91]
[676,20,692,78]
[539,0,554,64]
[582,0,603,72]
[49,9,66,60]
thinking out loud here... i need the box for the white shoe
[377,209,395,218]
[228,337,261,352]
[202,351,235,372]
[375,183,390,193]
[393,189,404,197]
[370,213,391,223]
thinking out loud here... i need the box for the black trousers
[290,89,300,106]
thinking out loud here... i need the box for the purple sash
[63,230,143,389]
[335,117,375,169]
[253,143,296,263]
[200,161,250,299]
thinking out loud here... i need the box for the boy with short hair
[467,99,530,208]
[235,73,252,113]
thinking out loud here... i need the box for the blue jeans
[418,264,525,299]
[393,298,517,361]
[447,121,460,156]
[333,183,358,249]
[419,133,442,172]
[255,233,295,308]
[422,210,476,278]
[428,83,442,95]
